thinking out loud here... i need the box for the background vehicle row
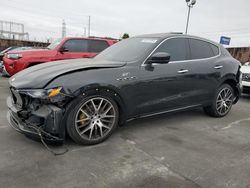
[3,37,117,76]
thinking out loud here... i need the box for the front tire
[66,95,119,145]
[204,84,234,117]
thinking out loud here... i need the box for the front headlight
[20,87,63,99]
[7,53,23,60]
[25,89,47,98]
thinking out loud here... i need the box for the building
[0,38,49,51]
[227,47,250,64]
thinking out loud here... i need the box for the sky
[0,0,250,47]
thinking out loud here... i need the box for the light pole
[88,16,91,37]
[185,0,196,34]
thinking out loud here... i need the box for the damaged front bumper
[7,96,65,142]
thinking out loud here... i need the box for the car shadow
[62,108,206,148]
[37,108,204,155]
[241,94,250,99]
[37,97,248,154]
[121,108,205,130]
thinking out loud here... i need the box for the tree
[122,33,130,39]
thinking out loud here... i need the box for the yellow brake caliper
[79,112,87,126]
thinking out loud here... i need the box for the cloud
[0,0,249,46]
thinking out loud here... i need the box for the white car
[241,62,250,93]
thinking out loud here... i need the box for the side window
[88,40,109,53]
[189,39,215,59]
[154,38,188,61]
[209,43,219,56]
[63,39,88,52]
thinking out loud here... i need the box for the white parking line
[0,125,9,129]
[221,118,250,130]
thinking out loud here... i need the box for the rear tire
[66,95,119,145]
[204,84,234,117]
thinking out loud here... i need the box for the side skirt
[126,104,203,122]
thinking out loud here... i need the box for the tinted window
[154,38,188,61]
[209,43,219,56]
[63,39,88,52]
[89,40,109,53]
[189,39,214,59]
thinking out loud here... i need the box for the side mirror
[147,52,171,64]
[59,46,69,53]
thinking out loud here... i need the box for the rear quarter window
[209,43,220,56]
[189,39,215,59]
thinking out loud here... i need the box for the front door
[136,38,195,116]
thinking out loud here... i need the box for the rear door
[186,38,221,104]
[88,40,110,57]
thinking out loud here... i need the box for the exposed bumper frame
[7,96,65,142]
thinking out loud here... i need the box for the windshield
[47,38,63,50]
[95,37,159,62]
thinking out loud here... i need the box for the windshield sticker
[141,39,158,43]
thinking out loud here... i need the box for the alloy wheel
[74,97,116,141]
[216,87,233,116]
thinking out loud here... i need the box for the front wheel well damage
[66,86,127,126]
[86,87,127,125]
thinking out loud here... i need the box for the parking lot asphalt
[0,76,250,188]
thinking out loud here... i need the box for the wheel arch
[73,84,128,125]
[220,76,240,104]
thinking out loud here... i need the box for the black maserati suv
[7,33,242,145]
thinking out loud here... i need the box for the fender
[219,73,238,85]
[73,84,128,125]
[218,72,241,104]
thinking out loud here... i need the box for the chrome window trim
[141,36,221,66]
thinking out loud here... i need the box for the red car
[3,37,117,76]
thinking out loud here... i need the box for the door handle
[214,65,223,69]
[178,69,189,74]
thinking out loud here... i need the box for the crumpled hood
[9,58,126,89]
